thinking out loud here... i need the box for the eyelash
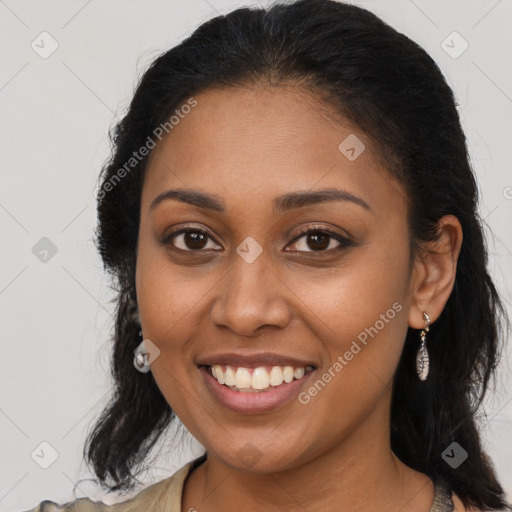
[161,224,353,255]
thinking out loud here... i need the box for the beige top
[24,455,455,512]
[23,456,206,512]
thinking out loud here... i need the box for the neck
[182,393,435,512]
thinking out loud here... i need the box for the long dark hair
[84,0,511,509]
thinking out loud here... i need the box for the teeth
[235,367,252,389]
[252,367,269,390]
[209,364,312,391]
[294,367,305,379]
[214,364,225,385]
[269,366,283,386]
[224,365,236,386]
[283,366,294,383]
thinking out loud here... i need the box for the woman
[25,0,511,510]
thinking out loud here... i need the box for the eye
[162,225,352,254]
[286,227,352,253]
[163,227,221,252]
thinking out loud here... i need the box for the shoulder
[452,492,486,512]
[22,455,206,512]
[20,497,110,512]
[452,492,466,511]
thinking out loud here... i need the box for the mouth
[201,364,315,393]
[198,360,318,414]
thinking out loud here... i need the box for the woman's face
[136,86,417,472]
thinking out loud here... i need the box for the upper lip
[196,352,317,369]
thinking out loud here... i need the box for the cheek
[285,263,410,447]
[288,240,410,388]
[134,246,207,418]
[135,240,206,352]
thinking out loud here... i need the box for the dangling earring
[134,328,151,373]
[416,312,430,381]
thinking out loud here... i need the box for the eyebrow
[149,187,371,213]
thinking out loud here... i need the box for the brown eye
[286,228,352,253]
[165,229,221,252]
[304,232,331,251]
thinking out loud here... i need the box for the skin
[135,85,466,511]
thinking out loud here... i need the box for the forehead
[143,86,406,216]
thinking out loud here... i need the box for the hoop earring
[416,312,430,381]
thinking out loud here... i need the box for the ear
[408,214,463,329]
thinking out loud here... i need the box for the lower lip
[200,366,316,414]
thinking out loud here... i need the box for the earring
[133,329,151,373]
[416,312,430,381]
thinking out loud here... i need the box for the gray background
[1,0,511,510]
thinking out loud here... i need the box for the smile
[199,362,317,414]
[207,364,315,392]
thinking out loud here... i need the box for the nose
[209,252,293,337]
